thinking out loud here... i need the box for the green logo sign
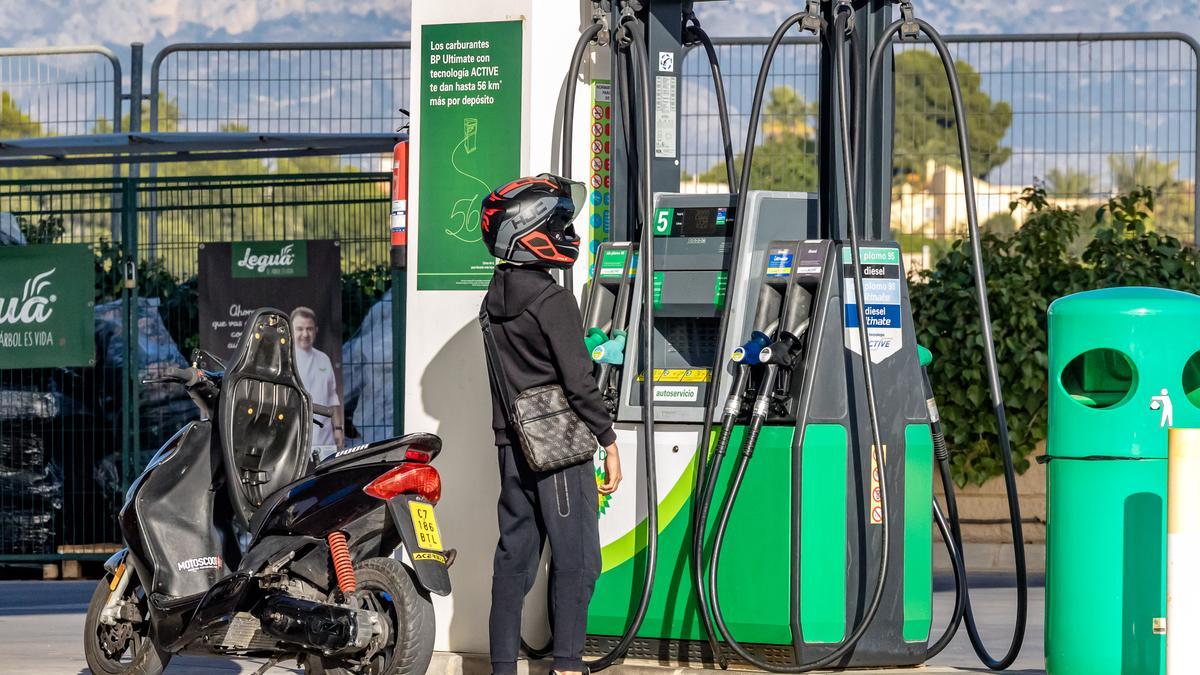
[653,208,674,236]
[0,244,95,369]
[231,240,308,278]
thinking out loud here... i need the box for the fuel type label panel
[766,249,794,277]
[842,246,903,364]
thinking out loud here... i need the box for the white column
[406,0,596,653]
[1168,428,1200,673]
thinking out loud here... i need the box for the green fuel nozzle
[592,329,628,365]
[585,327,609,353]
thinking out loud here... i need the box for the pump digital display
[667,207,734,238]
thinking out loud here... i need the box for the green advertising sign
[417,20,523,290]
[230,240,309,278]
[0,244,95,369]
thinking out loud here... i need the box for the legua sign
[0,244,95,369]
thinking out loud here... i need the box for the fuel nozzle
[757,286,813,370]
[585,327,609,354]
[591,329,628,365]
[731,331,772,366]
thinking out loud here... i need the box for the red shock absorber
[327,531,357,594]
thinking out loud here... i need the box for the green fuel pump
[537,1,1028,673]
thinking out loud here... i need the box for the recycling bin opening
[1061,348,1137,408]
[1185,351,1200,408]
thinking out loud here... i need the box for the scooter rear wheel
[83,572,170,675]
[306,556,435,675]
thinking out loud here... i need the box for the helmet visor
[566,179,587,216]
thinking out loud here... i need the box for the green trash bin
[1046,287,1200,675]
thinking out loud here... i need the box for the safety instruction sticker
[870,445,887,525]
[588,80,612,273]
[842,246,903,364]
[766,249,794,277]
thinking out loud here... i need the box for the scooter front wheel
[306,556,435,675]
[83,571,170,675]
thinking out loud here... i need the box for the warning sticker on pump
[870,445,887,525]
[654,76,677,158]
[637,368,711,383]
[842,246,903,364]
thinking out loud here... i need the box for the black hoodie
[483,264,616,448]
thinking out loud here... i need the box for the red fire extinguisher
[391,141,409,265]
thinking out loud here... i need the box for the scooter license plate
[408,501,443,551]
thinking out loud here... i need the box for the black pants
[489,445,601,674]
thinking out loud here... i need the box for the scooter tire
[83,573,170,675]
[307,557,435,675]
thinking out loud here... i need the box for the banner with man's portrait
[198,240,343,454]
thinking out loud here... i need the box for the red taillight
[364,463,442,504]
[405,448,432,463]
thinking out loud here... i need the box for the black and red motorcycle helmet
[480,173,586,268]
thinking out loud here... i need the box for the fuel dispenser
[582,191,816,656]
[531,0,1031,672]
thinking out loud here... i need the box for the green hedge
[910,187,1200,486]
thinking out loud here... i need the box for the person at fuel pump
[290,306,343,458]
[479,174,622,675]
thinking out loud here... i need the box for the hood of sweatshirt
[485,264,558,319]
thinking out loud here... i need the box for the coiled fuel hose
[861,9,1027,669]
[698,9,893,671]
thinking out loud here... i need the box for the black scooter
[83,308,452,675]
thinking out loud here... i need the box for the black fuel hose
[862,14,1027,671]
[585,19,660,672]
[928,495,967,658]
[702,14,894,669]
[685,15,738,190]
[689,11,812,666]
[559,20,604,293]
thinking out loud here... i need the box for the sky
[0,1,1196,54]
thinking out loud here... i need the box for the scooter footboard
[386,495,451,596]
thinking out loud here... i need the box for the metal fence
[0,174,392,561]
[681,33,1200,255]
[149,43,411,136]
[1,32,1198,561]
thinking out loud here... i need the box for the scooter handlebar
[312,403,336,418]
[142,366,201,387]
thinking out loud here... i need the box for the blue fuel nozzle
[585,327,609,355]
[592,330,628,365]
[731,331,772,366]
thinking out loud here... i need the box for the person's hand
[599,443,622,495]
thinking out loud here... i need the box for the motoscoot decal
[177,555,223,573]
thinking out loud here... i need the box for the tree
[697,50,1013,190]
[893,50,1012,182]
[0,91,44,138]
[1109,153,1180,195]
[1107,152,1192,239]
[1045,168,1093,197]
[697,86,818,191]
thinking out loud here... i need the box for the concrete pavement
[0,575,1044,674]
